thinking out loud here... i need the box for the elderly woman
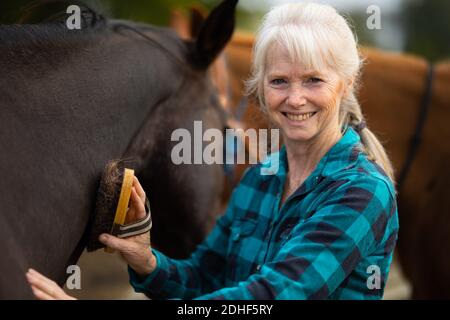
[27,2,398,300]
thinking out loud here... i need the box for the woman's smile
[281,111,318,125]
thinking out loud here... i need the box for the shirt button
[256,264,262,272]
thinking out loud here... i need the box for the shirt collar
[320,126,363,177]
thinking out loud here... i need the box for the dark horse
[0,0,238,298]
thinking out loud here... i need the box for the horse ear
[189,5,208,39]
[190,0,238,69]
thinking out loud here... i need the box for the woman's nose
[286,84,307,108]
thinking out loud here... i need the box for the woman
[27,2,398,300]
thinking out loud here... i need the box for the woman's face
[263,44,349,145]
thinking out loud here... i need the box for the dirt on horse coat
[0,0,238,299]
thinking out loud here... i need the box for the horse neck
[0,23,185,297]
[358,47,432,175]
[401,61,450,203]
[431,62,450,141]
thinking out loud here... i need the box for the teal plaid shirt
[129,126,399,300]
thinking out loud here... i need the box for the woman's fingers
[133,176,146,203]
[26,270,58,295]
[126,186,146,224]
[26,269,57,293]
[126,206,135,224]
[26,269,74,300]
[125,188,136,224]
[31,285,55,300]
[28,268,54,283]
[127,177,147,224]
[130,187,146,220]
[99,233,132,252]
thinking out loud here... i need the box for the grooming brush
[86,160,152,252]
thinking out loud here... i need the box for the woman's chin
[283,129,316,143]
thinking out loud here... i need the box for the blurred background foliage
[401,0,450,62]
[0,0,449,61]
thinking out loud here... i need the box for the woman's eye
[306,77,323,84]
[270,79,287,86]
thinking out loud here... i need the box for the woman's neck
[283,127,342,189]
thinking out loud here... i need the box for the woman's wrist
[132,249,157,279]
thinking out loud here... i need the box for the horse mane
[18,0,106,27]
[0,0,107,44]
[0,0,194,72]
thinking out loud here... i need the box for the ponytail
[340,92,396,187]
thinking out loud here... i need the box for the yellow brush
[86,161,152,252]
[104,168,134,253]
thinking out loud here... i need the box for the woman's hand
[99,176,157,278]
[26,269,76,300]
[26,176,156,300]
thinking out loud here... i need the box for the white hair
[245,2,396,185]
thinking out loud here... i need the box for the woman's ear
[342,78,354,98]
[189,0,238,69]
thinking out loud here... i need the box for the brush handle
[104,168,135,254]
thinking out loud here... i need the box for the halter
[397,63,434,191]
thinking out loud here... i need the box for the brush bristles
[86,160,125,252]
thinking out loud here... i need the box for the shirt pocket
[230,218,258,242]
[227,218,258,280]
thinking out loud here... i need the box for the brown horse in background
[171,9,450,299]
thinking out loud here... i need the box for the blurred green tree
[104,0,262,32]
[0,0,33,24]
[340,12,378,48]
[104,0,200,26]
[401,0,450,61]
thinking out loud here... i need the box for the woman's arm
[26,176,237,300]
[127,188,239,299]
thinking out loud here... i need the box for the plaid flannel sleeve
[128,189,239,299]
[194,175,396,300]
